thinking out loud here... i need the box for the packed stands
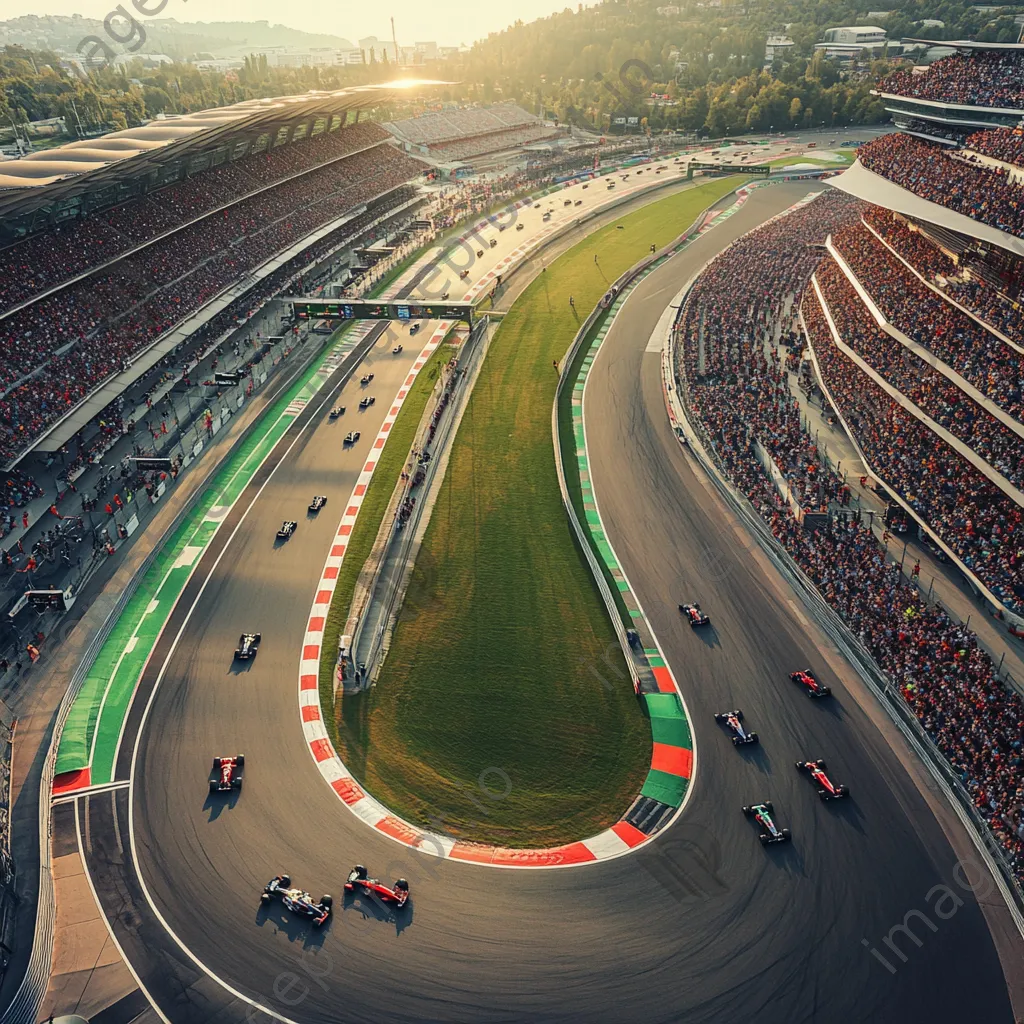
[828,219,1024,427]
[0,140,425,464]
[673,192,1024,884]
[858,133,1024,239]
[878,49,1024,110]
[965,126,1024,172]
[805,288,1024,615]
[675,190,863,515]
[0,122,391,314]
[814,254,1024,492]
[863,208,1024,344]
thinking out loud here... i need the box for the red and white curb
[292,277,683,870]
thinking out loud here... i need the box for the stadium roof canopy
[831,160,1024,258]
[0,84,412,223]
[901,38,1024,52]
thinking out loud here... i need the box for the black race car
[460,269,470,279]
[209,755,244,792]
[790,669,831,698]
[329,406,345,419]
[393,344,404,354]
[574,199,583,206]
[344,865,410,908]
[679,602,710,628]
[235,632,261,659]
[360,373,374,385]
[410,323,421,335]
[516,223,525,230]
[714,709,758,745]
[564,198,572,206]
[277,521,297,539]
[261,875,332,926]
[344,431,361,444]
[476,248,484,257]
[489,239,498,248]
[796,759,849,800]
[308,495,327,513]
[359,397,375,409]
[743,802,791,845]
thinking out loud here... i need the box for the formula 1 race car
[410,323,421,335]
[277,521,297,540]
[796,759,849,800]
[359,397,375,409]
[574,199,583,206]
[460,269,470,279]
[308,495,327,513]
[329,406,345,419]
[564,198,572,206]
[790,669,831,698]
[260,875,332,926]
[679,602,710,628]
[393,345,404,354]
[209,755,244,792]
[360,373,374,385]
[489,238,498,248]
[516,223,525,230]
[235,632,261,659]
[441,291,450,300]
[344,865,410,908]
[543,211,552,220]
[476,248,484,257]
[533,203,541,209]
[582,183,589,189]
[344,431,360,445]
[714,709,758,746]
[743,802,791,845]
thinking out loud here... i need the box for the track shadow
[342,891,414,935]
[254,901,331,947]
[228,657,254,675]
[691,625,722,650]
[202,787,241,820]
[735,741,773,775]
[825,792,867,835]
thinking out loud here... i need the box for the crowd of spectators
[676,189,863,514]
[965,126,1024,172]
[805,288,1024,615]
[674,194,1024,883]
[0,145,426,463]
[815,254,1024,492]
[829,218,1024,425]
[0,121,390,314]
[878,50,1024,110]
[384,105,539,147]
[858,133,1024,239]
[863,207,1024,344]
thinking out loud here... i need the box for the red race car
[209,755,244,792]
[344,865,410,908]
[796,759,849,800]
[790,669,831,697]
[679,602,710,628]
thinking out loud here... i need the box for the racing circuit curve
[76,178,1021,1023]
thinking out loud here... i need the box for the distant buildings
[815,26,894,60]
[765,34,795,65]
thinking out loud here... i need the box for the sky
[4,0,575,47]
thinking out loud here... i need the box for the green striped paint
[56,329,360,784]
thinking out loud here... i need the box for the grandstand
[383,104,561,163]
[804,45,1024,619]
[0,89,429,468]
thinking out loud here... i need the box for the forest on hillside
[2,0,1020,140]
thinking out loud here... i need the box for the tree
[789,96,802,123]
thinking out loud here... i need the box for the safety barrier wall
[1,324,383,1024]
[665,249,1024,939]
[551,185,750,691]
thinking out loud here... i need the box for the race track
[82,181,1018,1024]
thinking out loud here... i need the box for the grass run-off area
[326,175,744,847]
[768,152,853,168]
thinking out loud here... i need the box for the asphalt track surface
[82,181,1018,1024]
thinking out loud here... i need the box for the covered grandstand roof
[831,159,1024,259]
[0,84,408,222]
[902,39,1024,51]
[383,105,539,147]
